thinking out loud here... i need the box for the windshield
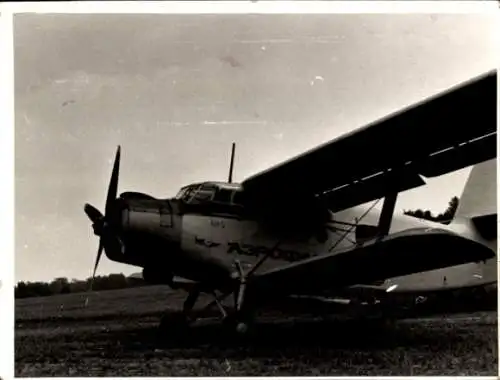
[192,184,217,202]
[175,185,198,202]
[175,188,187,199]
[175,182,244,206]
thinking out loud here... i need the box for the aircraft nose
[101,195,183,267]
[119,195,182,243]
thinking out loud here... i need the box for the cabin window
[232,190,245,205]
[355,224,379,244]
[213,188,233,204]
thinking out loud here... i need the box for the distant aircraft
[84,70,497,335]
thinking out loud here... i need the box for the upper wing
[242,70,497,212]
[250,228,495,297]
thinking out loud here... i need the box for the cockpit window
[191,184,216,202]
[182,189,192,202]
[175,188,187,199]
[176,183,245,211]
[177,185,198,202]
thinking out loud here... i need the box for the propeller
[84,146,121,291]
[84,203,103,224]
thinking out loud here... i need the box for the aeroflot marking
[193,236,314,262]
[227,242,313,262]
[194,237,221,248]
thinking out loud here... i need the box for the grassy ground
[15,285,498,376]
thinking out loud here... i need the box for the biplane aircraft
[84,70,497,335]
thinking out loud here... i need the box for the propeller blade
[85,146,121,295]
[84,203,103,224]
[105,145,121,217]
[89,239,104,292]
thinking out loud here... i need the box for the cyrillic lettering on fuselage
[226,241,312,262]
[194,236,221,248]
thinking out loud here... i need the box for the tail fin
[454,158,497,241]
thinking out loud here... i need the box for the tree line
[16,196,460,299]
[403,196,459,224]
[15,274,147,299]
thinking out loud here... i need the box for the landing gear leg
[196,287,255,336]
[183,287,201,322]
[158,287,201,338]
[220,260,254,335]
[221,251,277,336]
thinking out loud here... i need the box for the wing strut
[377,191,398,239]
[375,168,403,239]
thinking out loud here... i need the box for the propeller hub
[91,220,106,237]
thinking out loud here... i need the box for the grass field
[15,285,498,376]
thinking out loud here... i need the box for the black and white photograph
[13,4,498,377]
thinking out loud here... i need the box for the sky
[14,13,498,282]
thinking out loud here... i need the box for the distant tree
[48,277,70,295]
[21,281,53,297]
[69,278,88,294]
[435,196,460,224]
[15,281,28,298]
[423,210,432,220]
[410,209,425,219]
[107,273,128,290]
[15,272,144,299]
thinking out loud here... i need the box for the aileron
[324,167,426,212]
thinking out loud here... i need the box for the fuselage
[99,182,496,295]
[183,204,497,290]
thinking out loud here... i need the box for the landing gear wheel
[222,311,255,341]
[235,321,249,335]
[158,313,190,340]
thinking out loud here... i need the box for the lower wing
[127,273,197,291]
[251,228,494,297]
